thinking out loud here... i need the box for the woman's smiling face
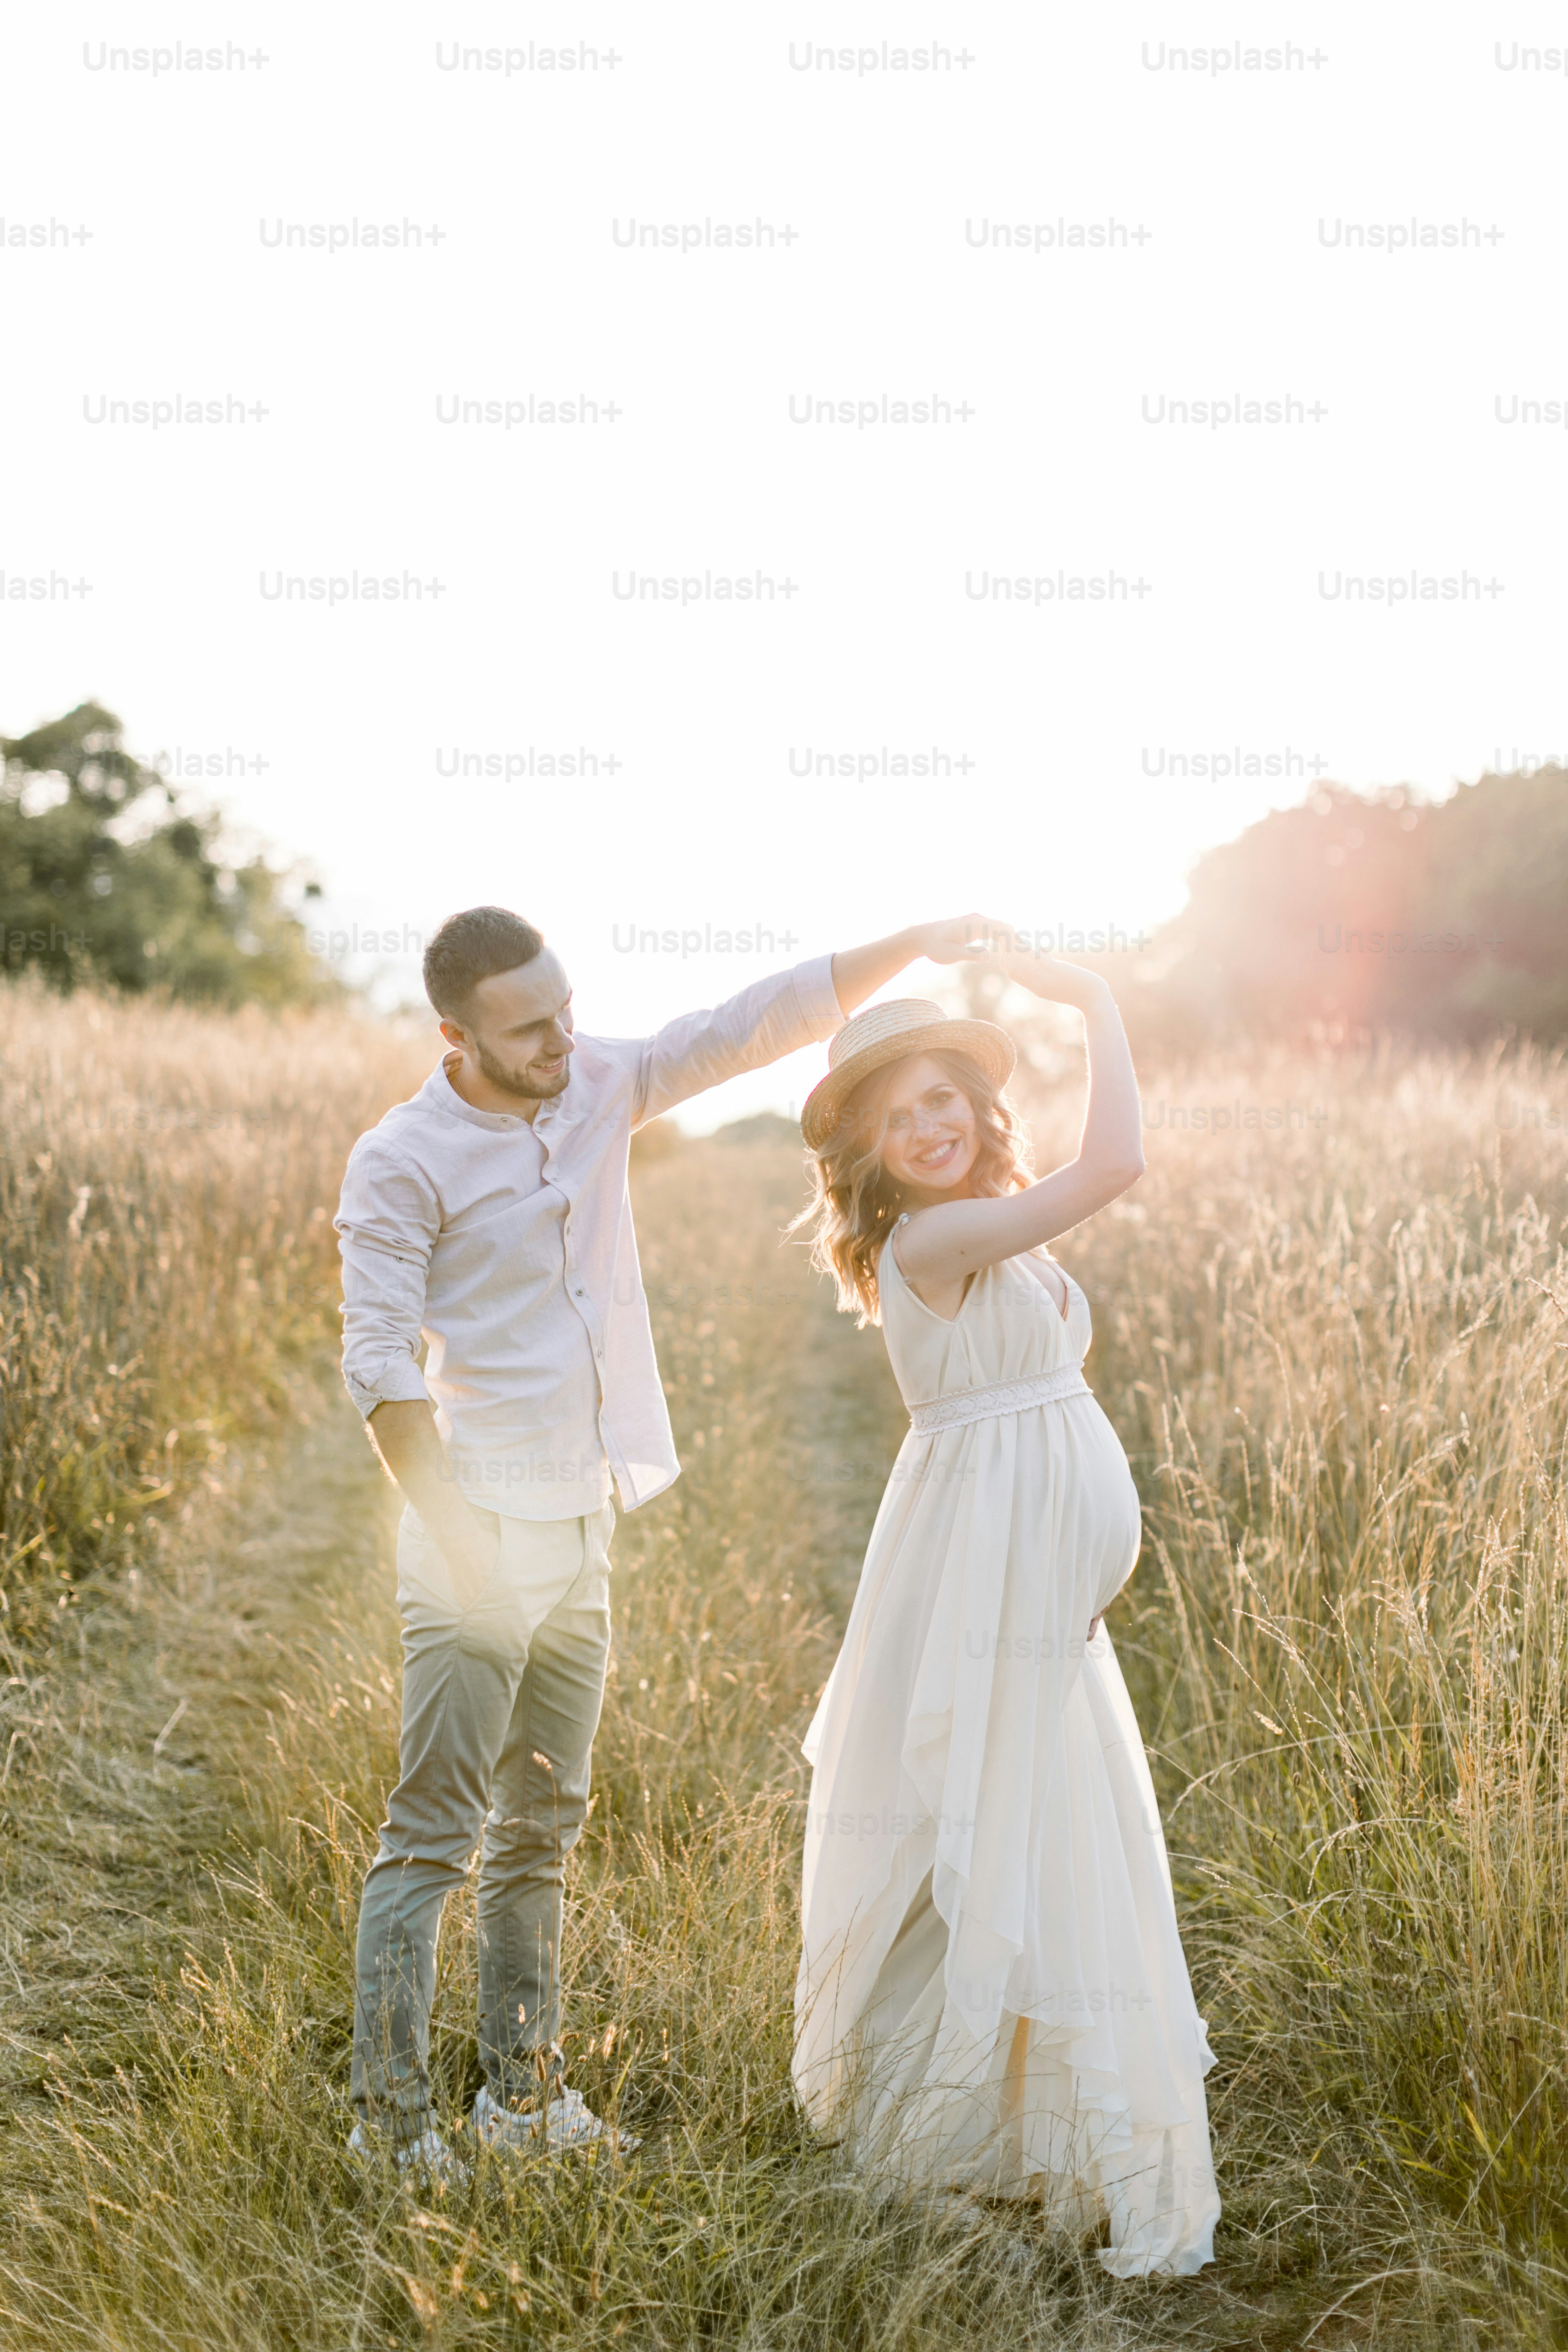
[874,1053,982,1199]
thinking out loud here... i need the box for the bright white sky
[6,1,1564,1126]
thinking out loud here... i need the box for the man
[337,904,988,2169]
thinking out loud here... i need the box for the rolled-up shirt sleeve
[335,1136,440,1419]
[631,953,845,1125]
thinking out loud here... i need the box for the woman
[791,946,1218,2275]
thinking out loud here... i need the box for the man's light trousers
[351,1500,614,2142]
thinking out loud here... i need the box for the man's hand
[831,915,1019,1017]
[367,1399,501,1611]
[934,919,1111,1013]
[433,1510,502,1613]
[912,913,1014,968]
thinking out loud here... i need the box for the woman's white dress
[794,1230,1219,2275]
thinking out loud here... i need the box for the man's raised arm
[829,915,993,1018]
[631,914,993,1126]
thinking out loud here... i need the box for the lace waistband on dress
[907,1362,1091,1436]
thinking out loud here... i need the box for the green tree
[1,702,332,1005]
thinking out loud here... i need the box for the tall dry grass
[1056,1044,1568,2300]
[0,989,1566,2347]
[0,982,431,1637]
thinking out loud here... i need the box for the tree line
[5,703,1563,1043]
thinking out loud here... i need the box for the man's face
[441,947,575,1101]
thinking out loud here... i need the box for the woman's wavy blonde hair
[792,1047,1034,1326]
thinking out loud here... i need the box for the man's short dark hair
[423,906,545,1019]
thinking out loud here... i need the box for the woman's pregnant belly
[1065,1396,1143,1619]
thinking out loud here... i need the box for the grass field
[1,987,1566,2348]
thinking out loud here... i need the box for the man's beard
[473,1036,571,1101]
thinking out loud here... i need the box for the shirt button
[575,1287,586,1297]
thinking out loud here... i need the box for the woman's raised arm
[895,952,1145,1287]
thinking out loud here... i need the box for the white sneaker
[347,2121,470,2180]
[472,2083,640,2155]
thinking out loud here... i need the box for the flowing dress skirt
[793,1389,1219,2276]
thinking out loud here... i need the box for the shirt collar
[420,1053,537,1134]
[420,1052,586,1139]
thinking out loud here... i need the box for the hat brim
[801,1020,1017,1151]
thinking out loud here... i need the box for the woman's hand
[915,914,1016,968]
[905,920,1112,1019]
[924,920,1113,1013]
[969,929,1110,1012]
[998,951,1110,1013]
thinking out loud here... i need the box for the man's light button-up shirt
[335,953,843,1521]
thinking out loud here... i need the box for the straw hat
[801,998,1016,1152]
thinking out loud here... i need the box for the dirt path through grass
[0,1138,900,2182]
[0,1368,395,2153]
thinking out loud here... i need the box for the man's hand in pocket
[368,1400,504,1611]
[442,1508,502,1612]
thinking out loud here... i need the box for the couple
[336,907,1218,2274]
